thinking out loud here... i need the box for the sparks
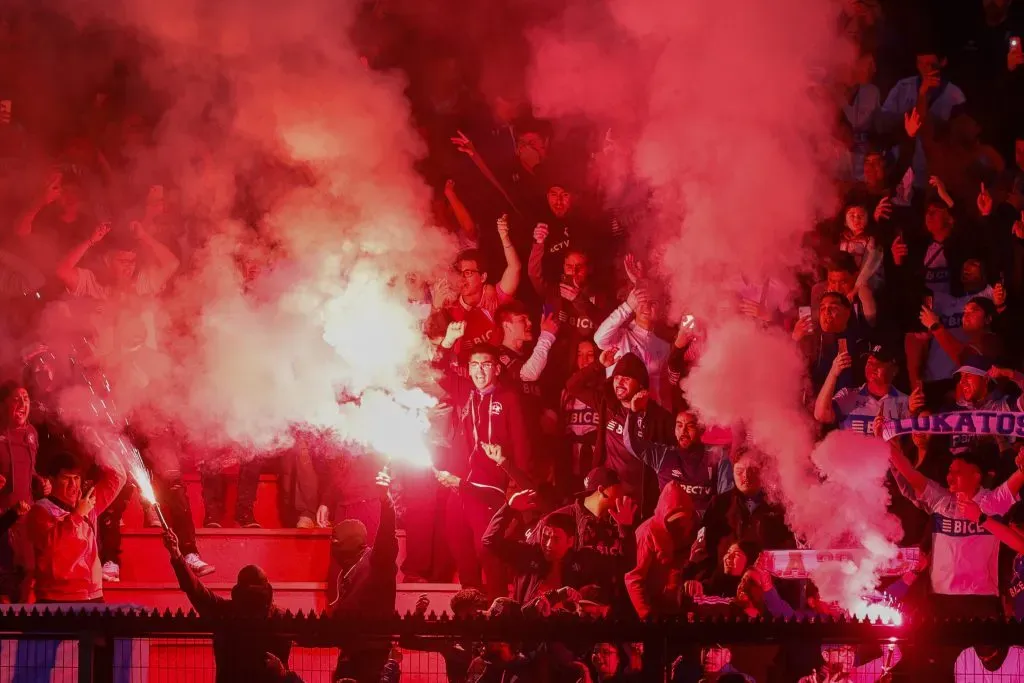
[850,597,903,626]
[127,450,157,505]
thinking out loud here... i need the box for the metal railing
[0,607,1022,682]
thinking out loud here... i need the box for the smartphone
[1012,36,1021,50]
[681,314,696,330]
[798,306,812,321]
[838,338,848,354]
[541,303,553,317]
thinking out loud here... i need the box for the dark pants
[147,434,199,555]
[98,481,135,564]
[445,488,505,599]
[398,469,453,582]
[200,458,261,524]
[278,446,319,525]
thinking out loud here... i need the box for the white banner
[758,548,921,580]
[882,411,1024,442]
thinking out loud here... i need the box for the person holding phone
[26,451,125,602]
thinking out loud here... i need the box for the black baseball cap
[574,467,621,498]
[863,343,898,365]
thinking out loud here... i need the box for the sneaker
[296,516,315,529]
[102,561,120,583]
[184,553,216,577]
[203,519,222,529]
[236,514,261,529]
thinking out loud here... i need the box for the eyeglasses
[459,269,480,278]
[468,361,496,371]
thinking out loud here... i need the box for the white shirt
[832,385,910,434]
[918,480,1016,596]
[955,647,1024,682]
[69,267,164,300]
[593,302,671,407]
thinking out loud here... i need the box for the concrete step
[117,528,332,584]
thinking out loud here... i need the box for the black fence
[0,607,1022,682]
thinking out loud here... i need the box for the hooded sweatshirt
[170,557,292,683]
[625,481,697,619]
[482,502,637,604]
[437,348,533,488]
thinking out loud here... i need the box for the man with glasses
[427,215,522,358]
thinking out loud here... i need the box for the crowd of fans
[6,0,1024,681]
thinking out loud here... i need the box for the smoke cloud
[37,0,455,461]
[528,0,901,606]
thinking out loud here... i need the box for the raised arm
[519,322,557,382]
[444,179,478,245]
[593,297,635,350]
[496,215,520,297]
[481,492,538,570]
[370,473,399,570]
[888,442,928,501]
[622,403,671,472]
[164,530,224,615]
[813,353,851,424]
[132,222,180,289]
[528,227,550,294]
[959,496,1024,553]
[92,455,127,516]
[56,223,109,292]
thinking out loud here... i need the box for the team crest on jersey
[490,402,503,416]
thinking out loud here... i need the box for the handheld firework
[127,448,169,532]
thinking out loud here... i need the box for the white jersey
[919,480,1017,596]
[832,385,910,434]
[955,646,1024,682]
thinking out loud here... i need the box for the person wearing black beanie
[565,351,674,517]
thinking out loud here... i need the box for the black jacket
[170,556,291,683]
[483,503,636,604]
[699,489,795,578]
[329,495,398,620]
[329,495,399,683]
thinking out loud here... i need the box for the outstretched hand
[163,529,182,558]
[376,468,392,500]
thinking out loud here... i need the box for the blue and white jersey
[832,385,910,434]
[919,480,1016,596]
